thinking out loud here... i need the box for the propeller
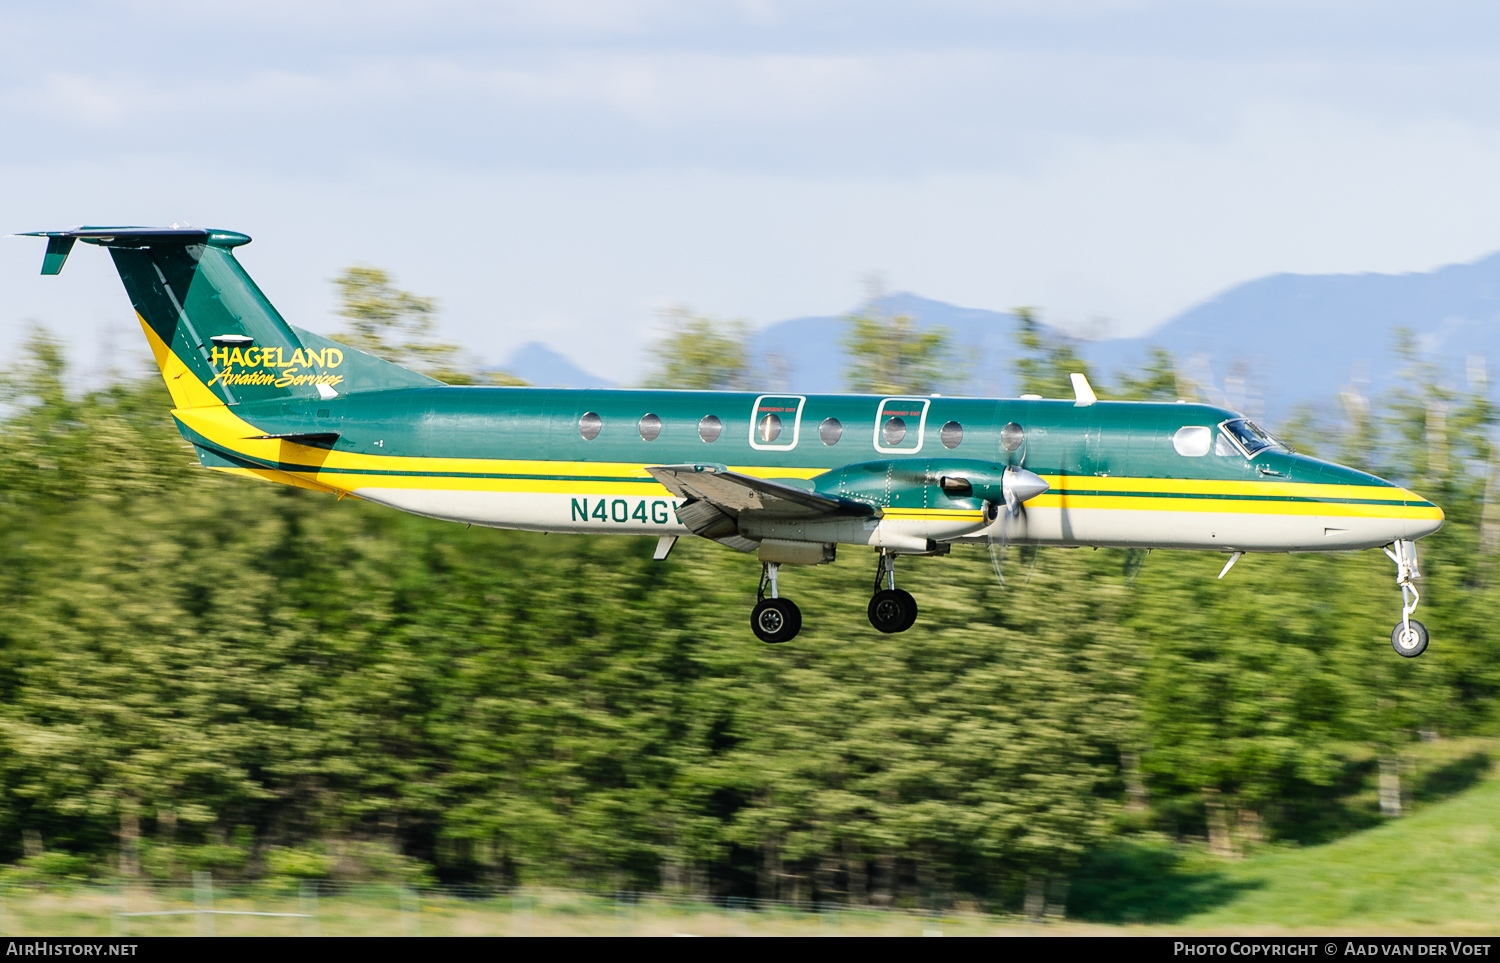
[985,424,1048,586]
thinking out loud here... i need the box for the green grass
[1066,741,1500,932]
[5,745,1500,935]
[1182,775,1500,930]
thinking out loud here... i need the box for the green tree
[1,320,1498,913]
[1114,347,1187,401]
[1012,308,1096,399]
[332,265,525,386]
[644,305,750,390]
[842,302,949,395]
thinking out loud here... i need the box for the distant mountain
[499,251,1500,426]
[1087,250,1500,421]
[497,341,614,388]
[749,293,1018,398]
[751,253,1500,423]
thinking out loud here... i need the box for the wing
[646,464,876,553]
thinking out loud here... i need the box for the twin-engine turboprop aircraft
[22,227,1445,655]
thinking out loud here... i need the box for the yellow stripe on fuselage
[1045,473,1413,503]
[882,508,987,520]
[146,318,1434,523]
[1030,492,1442,520]
[208,465,347,495]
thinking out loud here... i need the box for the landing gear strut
[1384,539,1428,658]
[868,551,918,634]
[751,562,802,643]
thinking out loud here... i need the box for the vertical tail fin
[20,227,438,409]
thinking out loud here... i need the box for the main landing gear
[1384,539,1428,658]
[751,562,802,644]
[868,551,918,634]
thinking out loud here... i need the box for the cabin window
[579,412,603,440]
[1000,422,1024,452]
[757,412,783,444]
[698,415,722,443]
[1173,426,1212,457]
[819,417,842,445]
[638,413,662,441]
[940,421,963,449]
[881,416,907,446]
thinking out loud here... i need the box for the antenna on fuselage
[1071,372,1097,406]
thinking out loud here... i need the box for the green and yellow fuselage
[173,369,1442,555]
[29,226,1442,560]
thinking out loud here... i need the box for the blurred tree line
[0,284,1493,913]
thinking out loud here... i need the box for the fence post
[511,888,530,937]
[300,880,320,937]
[193,871,214,937]
[401,884,420,937]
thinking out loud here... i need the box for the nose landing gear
[1384,539,1428,658]
[751,562,802,643]
[868,551,918,634]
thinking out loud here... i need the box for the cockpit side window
[1220,418,1288,457]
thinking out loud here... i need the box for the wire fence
[0,875,1042,937]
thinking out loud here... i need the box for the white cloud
[7,2,1500,384]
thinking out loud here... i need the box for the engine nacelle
[810,459,1049,516]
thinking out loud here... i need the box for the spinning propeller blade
[986,464,1048,587]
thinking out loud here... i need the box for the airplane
[20,226,1445,656]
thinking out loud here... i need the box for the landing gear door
[749,395,806,451]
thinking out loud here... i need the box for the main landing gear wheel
[752,598,802,644]
[1391,619,1429,658]
[869,551,919,634]
[868,589,917,634]
[751,561,802,643]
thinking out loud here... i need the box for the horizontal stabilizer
[19,227,254,274]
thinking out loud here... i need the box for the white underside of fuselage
[353,487,1418,555]
[957,506,1412,552]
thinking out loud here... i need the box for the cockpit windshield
[1221,418,1289,456]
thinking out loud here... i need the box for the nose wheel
[868,552,918,633]
[1384,540,1428,658]
[1391,620,1428,658]
[751,562,802,643]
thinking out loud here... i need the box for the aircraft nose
[1290,456,1443,543]
[1399,489,1444,539]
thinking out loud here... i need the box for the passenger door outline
[748,395,806,451]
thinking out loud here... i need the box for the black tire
[1391,619,1429,658]
[894,589,918,631]
[752,597,802,643]
[869,589,916,634]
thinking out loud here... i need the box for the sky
[6,1,1500,383]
